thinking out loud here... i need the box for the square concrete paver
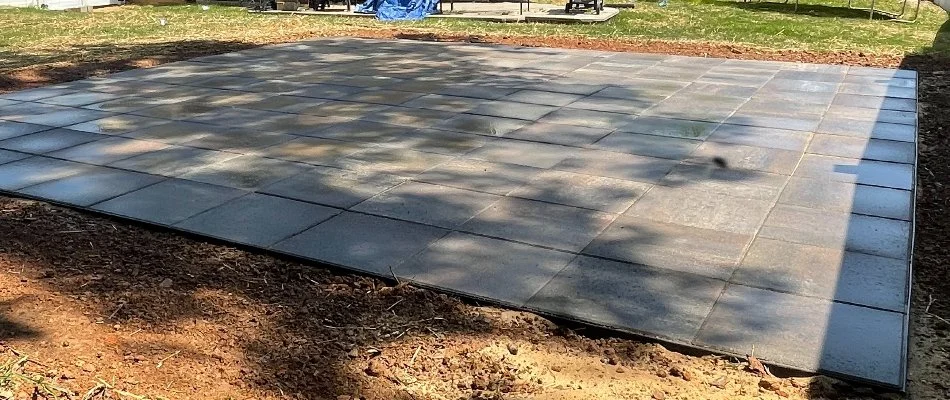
[625,186,774,234]
[175,193,340,247]
[527,256,726,342]
[461,197,617,252]
[695,285,905,386]
[0,156,92,190]
[779,177,913,221]
[397,232,575,305]
[0,128,103,154]
[583,216,752,279]
[0,39,917,388]
[733,238,907,311]
[759,205,911,260]
[503,122,612,146]
[415,158,542,195]
[19,166,163,206]
[92,179,247,225]
[47,137,170,165]
[0,121,54,141]
[353,181,502,228]
[509,170,653,213]
[272,212,447,276]
[259,166,405,208]
[592,131,702,160]
[180,155,312,190]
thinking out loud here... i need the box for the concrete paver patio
[0,38,916,388]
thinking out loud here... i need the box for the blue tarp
[356,0,437,20]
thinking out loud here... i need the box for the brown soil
[1,28,949,400]
[1,29,906,95]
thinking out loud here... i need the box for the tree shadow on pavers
[1,40,261,93]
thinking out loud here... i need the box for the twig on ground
[108,303,125,320]
[156,350,181,369]
[409,345,422,366]
[385,298,405,311]
[926,294,935,313]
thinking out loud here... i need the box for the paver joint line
[0,37,918,389]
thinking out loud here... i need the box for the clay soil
[1,32,949,400]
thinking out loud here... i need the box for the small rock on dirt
[507,343,519,355]
[159,278,173,288]
[670,366,695,381]
[709,375,728,388]
[651,389,666,400]
[365,359,389,379]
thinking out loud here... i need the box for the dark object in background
[712,157,728,168]
[310,0,330,10]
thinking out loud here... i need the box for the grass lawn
[0,0,948,75]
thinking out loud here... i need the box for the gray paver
[110,145,238,177]
[593,131,701,160]
[0,156,91,190]
[91,179,247,225]
[0,129,103,154]
[502,90,585,107]
[686,141,802,175]
[527,256,726,342]
[509,170,653,213]
[554,150,678,183]
[434,114,528,136]
[175,193,340,247]
[0,121,55,141]
[816,118,916,142]
[794,154,914,190]
[626,186,774,234]
[20,167,163,206]
[779,177,912,220]
[465,139,580,168]
[352,181,501,228]
[583,216,751,279]
[660,163,788,201]
[620,116,719,139]
[0,149,29,165]
[707,124,812,152]
[695,285,904,387]
[538,108,633,130]
[733,238,907,311]
[467,100,559,121]
[807,134,915,164]
[414,158,541,195]
[397,232,575,305]
[64,115,170,135]
[503,123,612,147]
[260,166,405,208]
[759,204,911,259]
[179,155,312,190]
[258,136,371,165]
[47,137,169,165]
[461,197,616,252]
[272,212,448,276]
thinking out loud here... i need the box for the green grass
[0,0,948,72]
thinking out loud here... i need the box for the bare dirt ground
[1,30,948,400]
